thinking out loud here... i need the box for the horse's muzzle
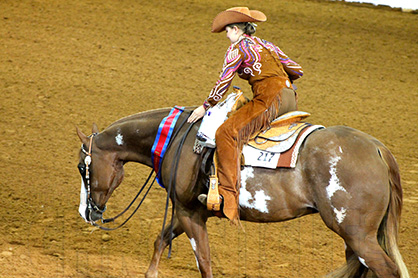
[86,199,106,223]
[89,209,103,222]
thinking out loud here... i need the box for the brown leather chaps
[214,76,297,222]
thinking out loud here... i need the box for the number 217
[257,151,275,162]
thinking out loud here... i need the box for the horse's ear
[76,126,89,145]
[92,123,99,134]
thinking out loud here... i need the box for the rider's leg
[215,77,294,223]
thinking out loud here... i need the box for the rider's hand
[188,105,206,123]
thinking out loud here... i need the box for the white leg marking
[239,167,271,213]
[358,256,369,268]
[189,238,199,269]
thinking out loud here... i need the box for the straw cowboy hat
[211,7,267,33]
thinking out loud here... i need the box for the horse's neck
[96,109,171,167]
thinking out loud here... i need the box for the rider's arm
[269,43,303,82]
[204,46,243,108]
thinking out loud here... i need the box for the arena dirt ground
[1,0,417,277]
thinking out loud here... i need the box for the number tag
[242,145,280,169]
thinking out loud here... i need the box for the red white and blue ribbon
[151,106,184,188]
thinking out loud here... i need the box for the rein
[80,108,194,236]
[93,171,156,231]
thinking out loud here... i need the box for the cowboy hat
[211,7,267,33]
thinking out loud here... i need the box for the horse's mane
[106,106,196,129]
[106,107,170,129]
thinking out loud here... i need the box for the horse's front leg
[145,216,184,278]
[176,204,212,278]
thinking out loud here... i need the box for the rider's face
[226,26,243,44]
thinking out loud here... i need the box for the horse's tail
[376,145,409,278]
[326,144,409,278]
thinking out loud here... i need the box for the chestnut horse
[76,107,409,278]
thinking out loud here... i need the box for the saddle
[195,89,325,211]
[242,111,324,168]
[248,111,311,152]
[243,121,324,169]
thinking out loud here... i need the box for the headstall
[79,132,155,230]
[80,133,107,217]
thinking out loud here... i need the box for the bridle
[79,132,156,230]
[79,133,156,230]
[77,109,193,257]
[80,133,107,221]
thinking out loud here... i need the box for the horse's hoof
[145,271,158,278]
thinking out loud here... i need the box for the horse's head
[76,124,125,224]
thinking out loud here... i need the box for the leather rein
[80,110,193,235]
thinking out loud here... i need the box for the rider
[187,7,303,223]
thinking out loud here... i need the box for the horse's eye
[78,163,86,175]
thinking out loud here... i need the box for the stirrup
[205,152,221,211]
[207,176,221,211]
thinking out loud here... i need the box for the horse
[76,107,409,278]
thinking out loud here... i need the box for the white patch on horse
[358,256,369,268]
[326,155,347,199]
[189,238,199,269]
[115,131,124,146]
[333,206,347,224]
[239,167,255,205]
[253,190,271,213]
[239,167,271,213]
[79,178,89,223]
[190,238,197,252]
[338,146,343,153]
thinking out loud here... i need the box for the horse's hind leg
[342,244,367,277]
[320,200,400,277]
[344,232,400,278]
[145,216,184,278]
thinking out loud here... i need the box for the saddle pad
[151,106,184,188]
[242,124,324,169]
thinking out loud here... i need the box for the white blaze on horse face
[79,178,89,223]
[115,131,124,146]
[239,167,271,213]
